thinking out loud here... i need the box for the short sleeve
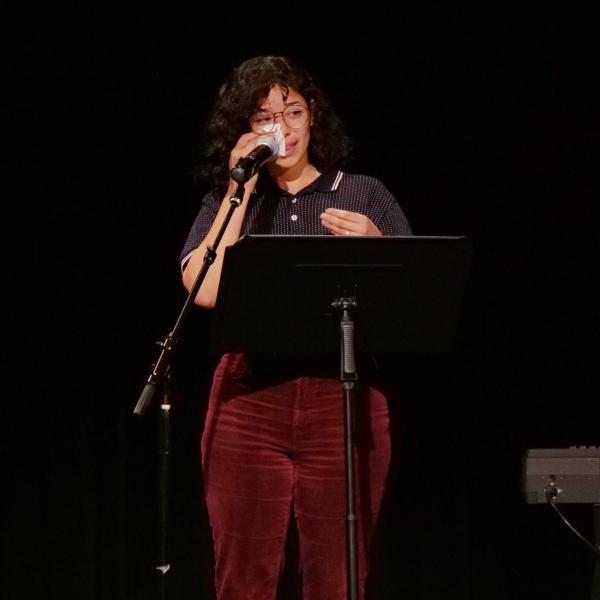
[368,179,413,236]
[179,190,222,270]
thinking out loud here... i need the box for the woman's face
[255,84,312,173]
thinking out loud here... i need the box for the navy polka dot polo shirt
[180,169,412,268]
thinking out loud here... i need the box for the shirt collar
[256,169,344,197]
[308,169,344,194]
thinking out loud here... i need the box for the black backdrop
[5,4,599,599]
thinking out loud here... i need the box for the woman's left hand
[320,208,382,236]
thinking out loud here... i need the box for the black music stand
[210,234,472,600]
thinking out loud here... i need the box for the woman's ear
[310,99,316,126]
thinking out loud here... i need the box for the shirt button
[290,214,298,221]
[291,197,297,203]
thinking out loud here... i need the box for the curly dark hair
[194,55,353,191]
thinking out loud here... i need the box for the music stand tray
[210,235,472,356]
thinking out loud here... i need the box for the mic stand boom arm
[133,181,246,417]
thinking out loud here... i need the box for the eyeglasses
[249,105,310,133]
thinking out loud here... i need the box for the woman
[180,55,412,600]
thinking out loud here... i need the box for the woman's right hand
[227,132,261,193]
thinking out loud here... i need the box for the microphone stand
[132,180,247,598]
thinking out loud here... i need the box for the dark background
[5,3,599,599]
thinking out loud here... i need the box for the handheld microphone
[230,136,279,183]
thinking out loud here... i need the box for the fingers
[320,208,382,236]
[322,221,357,236]
[229,132,260,170]
[322,208,363,223]
[227,133,262,191]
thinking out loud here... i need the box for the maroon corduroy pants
[201,353,391,600]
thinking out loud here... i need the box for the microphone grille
[256,135,279,155]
